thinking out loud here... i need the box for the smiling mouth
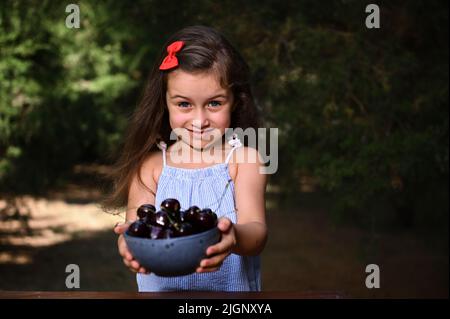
[188,128,214,134]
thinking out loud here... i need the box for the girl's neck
[166,139,231,168]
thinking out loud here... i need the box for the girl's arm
[197,147,268,273]
[126,154,158,219]
[231,146,268,256]
[115,153,159,274]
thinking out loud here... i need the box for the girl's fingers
[118,236,131,259]
[118,235,135,261]
[116,222,145,274]
[120,249,133,261]
[125,251,133,261]
[114,222,131,234]
[196,264,221,273]
[130,260,141,270]
[200,251,229,269]
[206,236,235,256]
[217,218,232,232]
[123,258,148,274]
[139,267,151,274]
[123,259,137,273]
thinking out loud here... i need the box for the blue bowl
[124,227,221,277]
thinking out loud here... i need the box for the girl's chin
[181,135,221,149]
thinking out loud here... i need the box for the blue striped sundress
[136,136,261,291]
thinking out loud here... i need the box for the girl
[104,25,267,291]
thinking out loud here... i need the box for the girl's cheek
[215,112,231,130]
[169,112,189,128]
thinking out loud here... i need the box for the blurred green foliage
[0,0,448,228]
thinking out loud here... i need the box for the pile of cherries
[126,198,218,239]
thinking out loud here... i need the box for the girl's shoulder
[230,146,264,166]
[230,145,266,179]
[231,146,267,193]
[142,149,164,185]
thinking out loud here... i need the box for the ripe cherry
[155,210,170,227]
[137,204,156,219]
[194,210,217,232]
[162,227,176,239]
[133,198,218,239]
[161,198,181,214]
[181,206,200,223]
[141,214,157,227]
[149,225,165,239]
[127,220,150,238]
[174,222,194,237]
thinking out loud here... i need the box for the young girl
[104,25,267,291]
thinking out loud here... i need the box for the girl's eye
[177,101,222,108]
[208,101,222,107]
[177,102,191,108]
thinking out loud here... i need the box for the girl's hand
[114,222,150,274]
[196,217,236,273]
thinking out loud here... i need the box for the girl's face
[165,69,234,150]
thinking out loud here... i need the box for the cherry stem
[163,209,180,230]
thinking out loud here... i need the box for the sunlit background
[0,0,448,297]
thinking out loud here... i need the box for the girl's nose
[192,110,209,129]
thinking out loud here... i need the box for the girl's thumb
[114,222,131,234]
[218,217,232,232]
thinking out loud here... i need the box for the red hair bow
[159,41,184,70]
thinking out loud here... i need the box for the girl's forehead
[166,70,229,96]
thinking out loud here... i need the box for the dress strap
[225,134,243,164]
[157,141,167,167]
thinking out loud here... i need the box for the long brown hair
[101,25,261,213]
